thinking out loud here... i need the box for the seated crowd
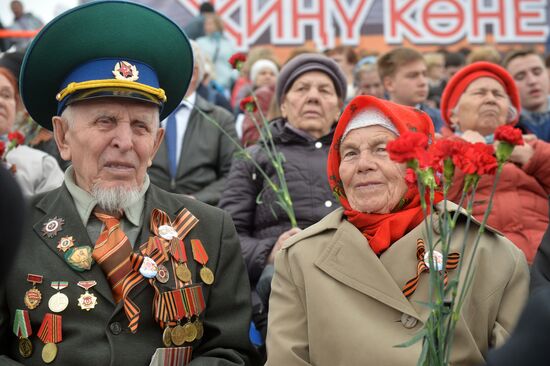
[1,3,550,365]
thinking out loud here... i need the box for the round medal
[200,267,215,285]
[183,322,197,343]
[18,337,32,358]
[162,326,173,347]
[139,256,158,279]
[176,264,192,283]
[194,319,203,340]
[48,292,69,313]
[423,250,444,271]
[158,225,178,240]
[42,342,57,364]
[171,324,185,346]
[24,288,42,310]
[155,264,170,283]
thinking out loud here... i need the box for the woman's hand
[267,227,302,264]
[501,134,537,166]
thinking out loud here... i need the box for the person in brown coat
[266,95,529,366]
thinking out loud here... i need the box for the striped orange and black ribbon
[37,313,62,344]
[402,239,460,298]
[121,237,168,333]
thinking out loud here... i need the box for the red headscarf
[327,95,440,255]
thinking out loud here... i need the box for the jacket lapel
[315,219,420,318]
[34,185,115,306]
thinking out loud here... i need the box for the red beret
[440,61,521,128]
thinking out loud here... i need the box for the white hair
[91,184,141,214]
[189,40,205,83]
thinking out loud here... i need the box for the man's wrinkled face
[52,98,164,193]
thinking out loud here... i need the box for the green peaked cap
[20,0,193,130]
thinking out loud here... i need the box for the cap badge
[112,61,139,81]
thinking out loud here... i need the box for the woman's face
[280,71,341,139]
[254,68,276,88]
[203,15,217,35]
[339,125,407,214]
[450,77,510,136]
[0,74,16,135]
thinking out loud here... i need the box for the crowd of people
[1,1,550,365]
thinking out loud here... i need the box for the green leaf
[394,328,427,348]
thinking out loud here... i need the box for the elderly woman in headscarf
[219,53,346,341]
[440,61,550,263]
[265,95,529,366]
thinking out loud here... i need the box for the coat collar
[312,205,467,322]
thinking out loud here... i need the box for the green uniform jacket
[0,183,258,366]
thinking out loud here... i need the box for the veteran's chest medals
[77,281,98,311]
[170,238,192,283]
[24,274,43,310]
[48,281,69,313]
[13,309,33,358]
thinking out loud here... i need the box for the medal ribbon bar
[13,309,32,338]
[37,313,62,344]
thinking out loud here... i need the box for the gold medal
[200,266,214,285]
[162,326,172,347]
[18,337,32,358]
[171,324,185,346]
[42,342,57,364]
[176,263,192,283]
[24,288,42,310]
[193,319,203,340]
[183,321,197,343]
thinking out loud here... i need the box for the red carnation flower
[453,142,497,176]
[494,125,524,146]
[229,52,247,71]
[387,131,429,164]
[0,140,5,157]
[240,96,258,113]
[7,131,25,146]
[405,168,417,189]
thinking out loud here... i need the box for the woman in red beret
[266,95,528,366]
[440,61,550,263]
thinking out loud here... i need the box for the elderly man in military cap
[0,2,257,366]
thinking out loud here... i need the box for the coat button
[110,322,122,335]
[315,142,322,149]
[400,313,418,329]
[324,200,333,208]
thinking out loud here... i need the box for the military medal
[170,238,192,283]
[24,274,43,310]
[48,281,69,313]
[162,326,172,347]
[13,309,33,358]
[155,264,170,284]
[193,319,203,340]
[139,256,158,279]
[64,246,94,272]
[41,217,65,238]
[424,250,444,271]
[171,323,186,346]
[37,313,62,364]
[191,239,214,285]
[77,281,98,311]
[158,224,178,240]
[56,236,75,252]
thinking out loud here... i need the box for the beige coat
[266,204,529,366]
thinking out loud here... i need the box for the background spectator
[466,46,501,65]
[325,45,358,100]
[353,62,385,99]
[219,53,345,349]
[441,61,550,263]
[377,47,444,132]
[503,49,550,141]
[183,1,214,40]
[8,0,43,49]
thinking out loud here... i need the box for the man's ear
[52,116,72,162]
[148,126,165,167]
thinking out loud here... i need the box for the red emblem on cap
[112,61,139,82]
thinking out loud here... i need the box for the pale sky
[0,0,78,27]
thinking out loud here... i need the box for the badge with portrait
[148,346,192,366]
